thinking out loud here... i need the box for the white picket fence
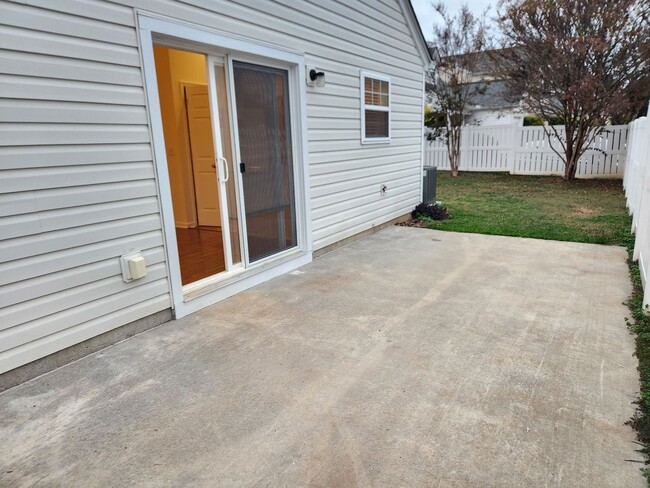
[425,123,629,178]
[623,114,650,307]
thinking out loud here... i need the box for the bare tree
[498,0,649,181]
[428,3,490,177]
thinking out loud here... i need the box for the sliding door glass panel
[232,61,297,263]
[213,63,241,265]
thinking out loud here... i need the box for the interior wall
[153,46,209,228]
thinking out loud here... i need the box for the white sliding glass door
[194,56,300,280]
[140,16,311,317]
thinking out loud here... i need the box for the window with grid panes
[360,72,390,143]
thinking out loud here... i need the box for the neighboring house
[462,79,525,126]
[428,48,526,127]
[0,0,431,385]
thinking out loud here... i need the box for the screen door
[231,61,297,263]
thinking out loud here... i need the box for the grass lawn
[426,171,630,245]
[423,171,650,483]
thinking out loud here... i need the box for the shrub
[523,115,544,126]
[425,105,446,130]
[523,114,565,126]
[412,202,450,221]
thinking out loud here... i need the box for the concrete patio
[0,226,643,487]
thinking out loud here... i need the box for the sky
[411,0,494,41]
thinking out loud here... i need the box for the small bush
[523,115,544,126]
[523,114,565,126]
[412,202,450,221]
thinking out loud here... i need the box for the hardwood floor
[175,226,225,285]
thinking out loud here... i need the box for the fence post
[460,125,470,170]
[633,120,650,233]
[634,118,650,259]
[508,120,518,174]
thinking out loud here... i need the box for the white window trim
[360,70,391,145]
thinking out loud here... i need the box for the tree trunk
[448,126,461,177]
[449,144,460,176]
[563,156,578,181]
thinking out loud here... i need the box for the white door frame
[137,13,312,318]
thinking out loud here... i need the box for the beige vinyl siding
[0,0,425,374]
[0,0,170,374]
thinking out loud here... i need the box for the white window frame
[360,70,391,144]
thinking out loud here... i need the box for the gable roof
[465,49,510,75]
[467,79,523,110]
[399,0,434,69]
[437,47,519,76]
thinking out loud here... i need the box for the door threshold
[174,250,311,318]
[177,249,311,303]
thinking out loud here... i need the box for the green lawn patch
[424,171,650,482]
[427,171,629,245]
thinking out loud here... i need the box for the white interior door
[184,84,221,227]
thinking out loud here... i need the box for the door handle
[218,156,229,182]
